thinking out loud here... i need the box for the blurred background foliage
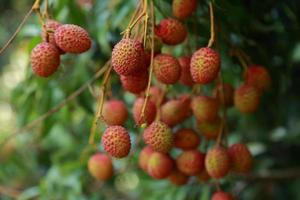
[0,0,300,199]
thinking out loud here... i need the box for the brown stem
[43,0,50,19]
[207,1,215,48]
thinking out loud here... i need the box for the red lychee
[42,20,62,46]
[120,71,148,94]
[191,96,219,122]
[213,84,234,108]
[211,191,234,200]
[178,56,194,87]
[132,97,157,126]
[147,152,174,179]
[174,128,200,150]
[88,153,113,181]
[102,100,128,126]
[172,0,197,19]
[245,65,271,91]
[176,150,205,176]
[205,146,230,179]
[234,83,260,113]
[148,86,165,105]
[139,146,154,171]
[228,143,253,173]
[198,116,221,140]
[168,169,189,186]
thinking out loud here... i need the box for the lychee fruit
[174,128,200,150]
[176,150,205,176]
[213,84,234,108]
[88,153,113,181]
[132,97,157,126]
[138,146,154,171]
[190,47,220,84]
[205,146,230,179]
[191,96,219,122]
[178,56,194,87]
[147,152,174,179]
[30,42,60,77]
[143,121,173,153]
[101,126,131,158]
[103,100,128,126]
[42,20,62,46]
[148,86,165,105]
[172,0,197,19]
[228,143,253,173]
[234,83,260,113]
[245,65,271,91]
[120,71,148,94]
[168,169,189,186]
[54,24,91,53]
[153,54,181,84]
[211,191,234,200]
[155,18,187,45]
[198,116,221,140]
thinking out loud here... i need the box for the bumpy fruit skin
[190,48,220,84]
[198,116,221,140]
[147,152,174,179]
[88,153,113,181]
[172,0,197,19]
[139,146,154,171]
[42,20,62,45]
[101,126,131,158]
[133,98,157,126]
[155,18,187,45]
[120,71,148,94]
[143,121,173,153]
[234,83,260,113]
[174,128,200,150]
[112,38,145,75]
[213,84,234,108]
[178,56,194,87]
[228,143,253,173]
[31,42,60,77]
[168,169,189,186]
[211,191,234,200]
[245,65,271,91]
[176,150,205,175]
[205,146,230,179]
[103,100,128,126]
[191,96,219,122]
[54,24,91,53]
[153,54,181,84]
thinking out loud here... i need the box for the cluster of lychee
[30,20,91,77]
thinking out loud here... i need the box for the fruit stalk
[207,1,215,48]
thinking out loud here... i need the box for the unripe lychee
[198,116,221,140]
[120,71,148,94]
[213,84,234,108]
[172,0,197,19]
[101,126,131,158]
[211,191,234,200]
[103,100,128,126]
[190,47,220,84]
[178,56,194,87]
[88,153,113,181]
[30,42,60,77]
[42,20,62,46]
[155,18,187,45]
[139,146,154,171]
[112,38,145,75]
[205,146,230,179]
[168,169,189,186]
[176,150,205,175]
[143,121,173,153]
[147,152,174,179]
[191,96,219,122]
[234,83,260,113]
[174,128,200,150]
[153,54,181,84]
[228,143,253,173]
[54,24,91,53]
[132,98,157,126]
[245,65,271,91]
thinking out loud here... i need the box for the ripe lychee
[178,56,194,87]
[30,42,60,77]
[42,20,62,46]
[198,116,221,140]
[120,71,148,94]
[153,54,181,84]
[88,153,113,181]
[228,143,253,173]
[148,86,165,105]
[213,84,234,108]
[103,100,128,126]
[234,83,260,113]
[245,65,271,91]
[191,96,219,122]
[132,98,157,126]
[147,152,174,179]
[101,126,131,158]
[155,18,187,45]
[174,128,200,150]
[190,47,220,84]
[172,0,197,19]
[168,169,189,186]
[139,146,154,171]
[54,24,91,53]
[211,191,234,200]
[143,121,173,153]
[205,146,230,179]
[176,150,205,176]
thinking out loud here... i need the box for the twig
[207,1,215,48]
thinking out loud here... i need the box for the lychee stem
[43,0,50,19]
[155,85,167,121]
[207,1,215,48]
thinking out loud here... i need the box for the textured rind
[178,56,194,87]
[42,20,62,46]
[168,169,189,186]
[88,153,113,181]
[54,24,91,53]
[112,39,146,75]
[205,146,230,179]
[174,128,200,150]
[172,0,197,19]
[132,98,157,126]
[103,100,128,126]
[31,42,60,77]
[228,143,253,173]
[198,116,221,140]
[101,126,131,158]
[234,83,260,113]
[153,54,181,84]
[191,96,219,122]
[190,48,220,84]
[139,146,154,171]
[147,152,174,179]
[176,150,205,176]
[245,65,271,91]
[155,18,187,45]
[120,71,148,94]
[143,121,173,153]
[213,84,234,108]
[212,191,234,200]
